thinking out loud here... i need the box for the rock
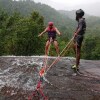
[0,56,100,100]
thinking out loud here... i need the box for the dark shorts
[74,35,84,47]
[47,37,57,42]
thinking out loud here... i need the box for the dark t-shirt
[76,18,86,35]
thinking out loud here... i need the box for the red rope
[28,79,48,100]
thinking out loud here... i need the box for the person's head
[48,22,54,28]
[76,9,84,21]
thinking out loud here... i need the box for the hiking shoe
[72,65,80,74]
[71,65,77,69]
[76,68,79,72]
[71,65,79,70]
[74,68,81,75]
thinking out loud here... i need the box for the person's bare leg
[72,43,77,67]
[73,43,76,55]
[45,40,50,56]
[76,46,81,69]
[53,41,59,56]
[44,40,51,69]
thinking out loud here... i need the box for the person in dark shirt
[38,22,61,56]
[72,9,86,72]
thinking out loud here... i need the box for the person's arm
[74,28,81,37]
[38,28,47,37]
[74,19,83,37]
[55,27,61,35]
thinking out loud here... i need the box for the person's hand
[74,32,77,37]
[59,33,61,35]
[38,34,42,37]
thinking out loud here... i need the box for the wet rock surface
[0,56,100,100]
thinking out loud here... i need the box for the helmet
[48,22,54,26]
[76,9,84,17]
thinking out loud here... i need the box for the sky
[34,0,100,16]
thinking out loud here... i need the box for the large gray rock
[0,56,100,100]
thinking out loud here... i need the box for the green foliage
[0,10,45,55]
[0,0,100,60]
[82,36,100,60]
[0,0,75,35]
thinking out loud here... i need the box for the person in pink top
[38,22,61,56]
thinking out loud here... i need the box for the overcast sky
[34,0,100,16]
